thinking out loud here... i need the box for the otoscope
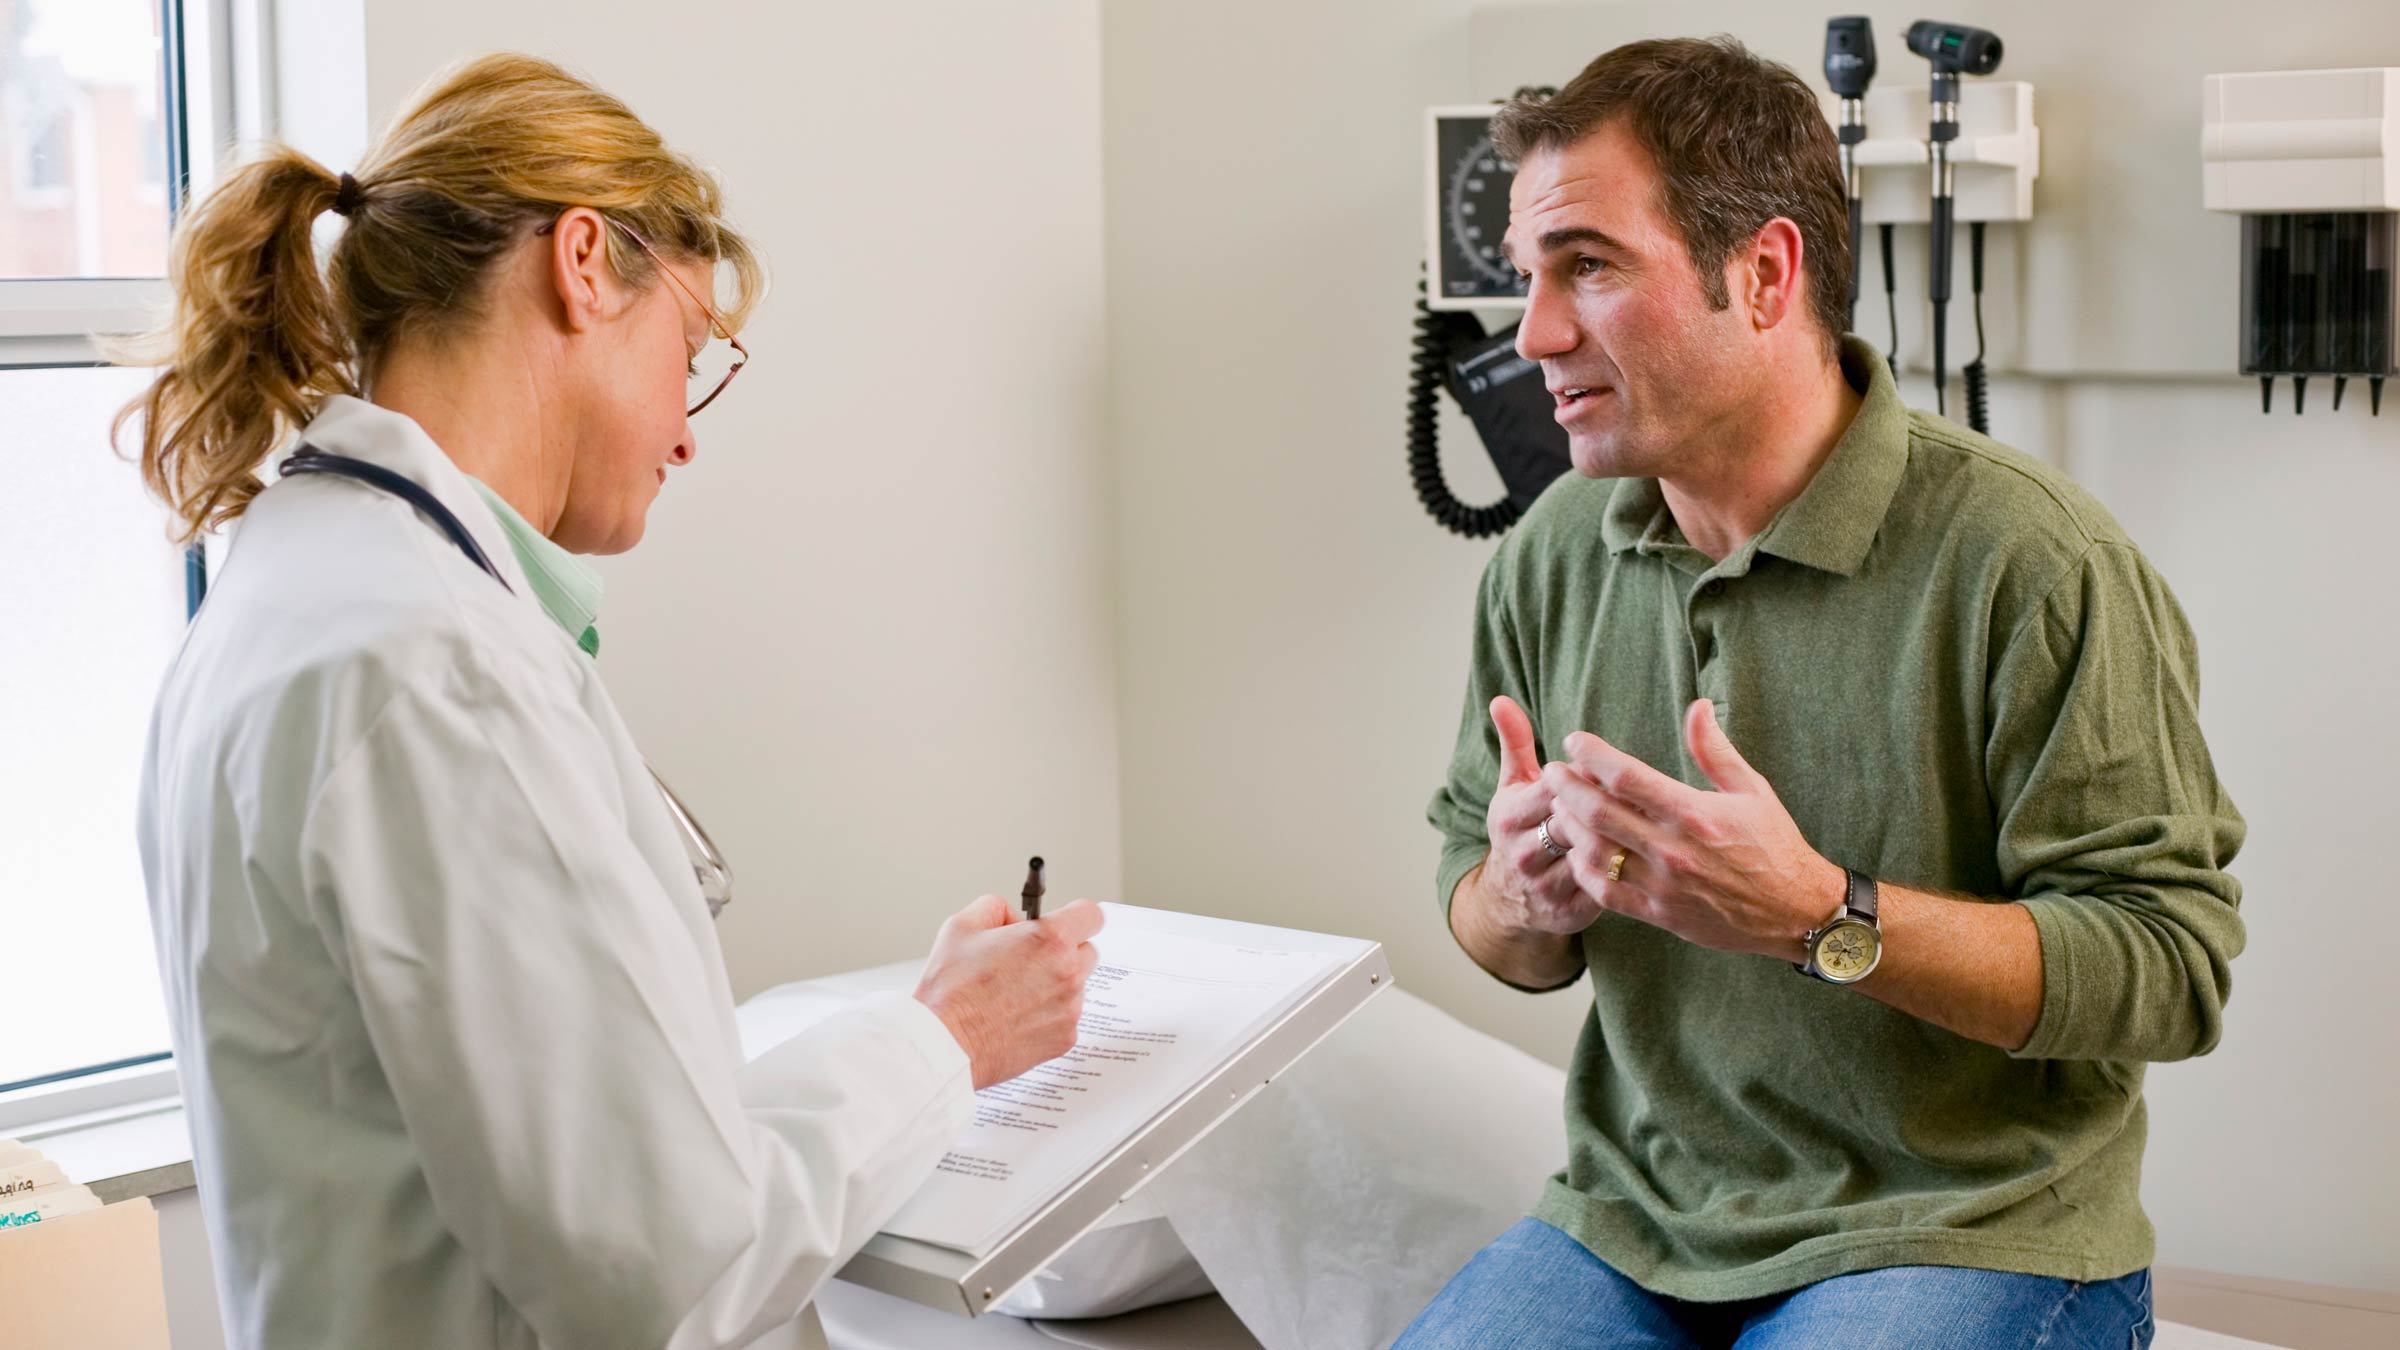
[1904,19,2002,420]
[1824,18,1877,333]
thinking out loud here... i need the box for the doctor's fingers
[940,893,1020,938]
[1036,897,1107,947]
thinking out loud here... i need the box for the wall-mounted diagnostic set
[1821,16,2037,438]
[1410,20,2044,539]
[2203,67,2397,416]
[1412,99,1572,538]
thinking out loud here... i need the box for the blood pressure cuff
[1441,322,1574,511]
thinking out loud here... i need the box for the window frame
[0,0,367,1120]
[0,0,372,367]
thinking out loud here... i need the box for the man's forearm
[1448,861,1588,992]
[1854,882,2042,1051]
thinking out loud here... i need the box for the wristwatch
[1796,868,1881,984]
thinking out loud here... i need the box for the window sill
[13,1092,195,1204]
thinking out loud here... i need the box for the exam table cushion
[741,973,2300,1349]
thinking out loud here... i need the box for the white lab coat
[137,396,974,1350]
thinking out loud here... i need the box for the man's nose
[669,429,696,466]
[1515,280,1578,364]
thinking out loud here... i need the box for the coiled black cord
[1962,221,1990,435]
[1879,222,1899,378]
[1410,273,1522,538]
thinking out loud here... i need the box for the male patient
[1401,37,2244,1350]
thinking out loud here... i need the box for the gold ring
[1605,851,1627,883]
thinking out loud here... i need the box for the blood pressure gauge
[1426,106,1530,311]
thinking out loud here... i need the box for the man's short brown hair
[1491,35,1849,357]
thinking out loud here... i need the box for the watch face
[1813,919,1880,982]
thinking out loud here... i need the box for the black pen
[1020,856,1045,921]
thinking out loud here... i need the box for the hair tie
[331,172,365,217]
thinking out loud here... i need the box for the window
[0,0,186,1101]
[0,365,187,1092]
[1,1,360,1116]
[0,0,171,279]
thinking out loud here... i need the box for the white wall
[1099,0,1595,1075]
[2042,373,2400,1293]
[360,0,1122,998]
[1104,0,2400,1299]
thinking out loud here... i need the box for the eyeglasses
[537,212,749,417]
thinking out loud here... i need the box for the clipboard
[835,915,1392,1318]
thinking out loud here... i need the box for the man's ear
[1735,216,1807,333]
[545,207,614,334]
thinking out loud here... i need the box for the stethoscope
[281,447,735,918]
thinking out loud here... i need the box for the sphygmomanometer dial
[1441,127,1527,300]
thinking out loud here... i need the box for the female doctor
[125,53,1100,1350]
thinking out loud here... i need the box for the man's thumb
[1490,695,1541,785]
[1684,699,1763,794]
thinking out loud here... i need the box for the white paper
[1144,986,1572,1350]
[878,904,1345,1255]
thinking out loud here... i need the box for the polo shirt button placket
[1691,578,1730,714]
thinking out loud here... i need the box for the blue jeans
[1395,1218,2155,1350]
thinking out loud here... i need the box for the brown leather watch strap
[1845,867,1879,922]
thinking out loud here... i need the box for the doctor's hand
[1545,699,1844,961]
[1478,695,1604,938]
[914,895,1105,1090]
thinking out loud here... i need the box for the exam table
[738,970,2296,1350]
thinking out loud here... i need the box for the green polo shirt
[1427,337,2245,1300]
[467,479,603,658]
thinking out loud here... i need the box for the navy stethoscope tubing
[280,446,515,594]
[274,446,737,917]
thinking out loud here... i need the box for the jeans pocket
[2130,1269,2156,1350]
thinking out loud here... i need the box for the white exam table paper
[1139,984,1570,1350]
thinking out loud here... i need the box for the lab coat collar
[289,395,539,601]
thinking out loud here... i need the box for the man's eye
[1574,256,1605,277]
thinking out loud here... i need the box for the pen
[1021,856,1045,921]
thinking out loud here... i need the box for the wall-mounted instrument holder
[2204,67,2398,415]
[1826,79,2041,227]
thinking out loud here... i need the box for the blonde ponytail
[113,147,355,542]
[115,53,765,543]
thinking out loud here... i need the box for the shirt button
[1703,580,1726,597]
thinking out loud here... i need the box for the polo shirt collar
[1599,336,1908,578]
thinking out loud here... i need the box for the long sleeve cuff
[2010,891,2239,1064]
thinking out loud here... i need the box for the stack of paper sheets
[876,903,1363,1257]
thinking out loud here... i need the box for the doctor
[126,53,1100,1350]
